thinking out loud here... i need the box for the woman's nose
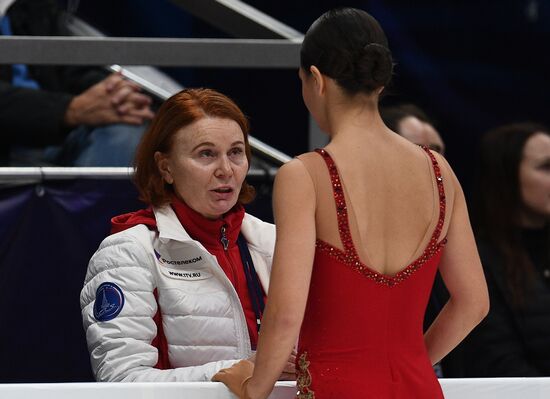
[215,155,233,177]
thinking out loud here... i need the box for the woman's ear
[309,65,325,95]
[154,151,174,184]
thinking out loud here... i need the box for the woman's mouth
[210,187,235,201]
[212,187,233,194]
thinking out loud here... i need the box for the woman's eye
[199,150,214,158]
[229,147,244,156]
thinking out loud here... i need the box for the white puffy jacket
[80,205,275,381]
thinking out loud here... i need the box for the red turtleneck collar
[110,197,245,241]
[171,197,245,250]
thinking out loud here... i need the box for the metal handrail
[0,36,301,67]
[169,0,304,41]
[0,166,272,182]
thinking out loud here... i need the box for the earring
[164,174,174,185]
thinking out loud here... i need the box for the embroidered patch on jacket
[159,266,213,280]
[154,248,211,280]
[154,249,204,267]
[93,282,124,321]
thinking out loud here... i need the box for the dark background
[75,0,550,196]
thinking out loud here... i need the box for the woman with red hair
[80,88,292,381]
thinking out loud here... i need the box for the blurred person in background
[0,0,153,166]
[464,122,550,376]
[80,88,295,381]
[381,103,445,154]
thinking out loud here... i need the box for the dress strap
[314,147,447,287]
[314,148,356,256]
[315,147,447,257]
[420,146,446,245]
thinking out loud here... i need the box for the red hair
[134,88,255,207]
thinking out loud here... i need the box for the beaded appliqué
[296,352,315,399]
[315,147,447,287]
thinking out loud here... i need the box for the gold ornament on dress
[296,352,315,399]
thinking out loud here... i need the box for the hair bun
[354,43,393,91]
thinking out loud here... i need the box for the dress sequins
[296,352,315,399]
[315,147,447,287]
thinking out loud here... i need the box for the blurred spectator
[0,0,154,166]
[464,122,550,376]
[381,103,445,154]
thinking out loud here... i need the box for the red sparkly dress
[296,148,447,399]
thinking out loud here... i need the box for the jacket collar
[153,199,244,244]
[153,205,192,243]
[170,198,244,250]
[153,204,275,252]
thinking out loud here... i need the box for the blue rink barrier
[0,178,143,382]
[0,170,273,383]
[0,379,550,399]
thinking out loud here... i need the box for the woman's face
[519,132,550,227]
[156,117,248,219]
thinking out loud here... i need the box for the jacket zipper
[220,225,229,251]
[203,225,250,356]
[220,224,238,284]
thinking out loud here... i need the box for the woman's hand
[212,352,295,399]
[212,360,254,399]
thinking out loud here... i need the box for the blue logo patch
[93,282,124,322]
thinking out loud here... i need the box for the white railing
[1,379,550,399]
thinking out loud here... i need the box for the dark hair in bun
[300,8,393,95]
